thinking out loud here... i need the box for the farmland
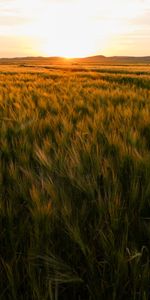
[0,59,150,299]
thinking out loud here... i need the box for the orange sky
[0,0,150,58]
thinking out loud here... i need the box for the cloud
[131,9,150,26]
[0,16,31,26]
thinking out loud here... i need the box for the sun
[36,2,102,59]
[40,36,97,59]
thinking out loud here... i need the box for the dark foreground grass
[0,64,150,299]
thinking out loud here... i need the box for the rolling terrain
[0,55,150,66]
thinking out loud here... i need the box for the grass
[0,63,150,299]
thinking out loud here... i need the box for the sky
[0,0,150,58]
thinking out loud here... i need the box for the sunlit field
[1,60,150,299]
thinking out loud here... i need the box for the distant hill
[79,55,150,64]
[0,55,150,65]
[0,56,66,65]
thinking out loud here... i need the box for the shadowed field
[0,60,150,299]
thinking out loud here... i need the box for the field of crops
[1,62,150,299]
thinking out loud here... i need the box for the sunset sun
[37,1,102,58]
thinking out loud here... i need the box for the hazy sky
[0,0,150,57]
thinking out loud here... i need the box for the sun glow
[32,0,145,58]
[41,37,99,59]
[36,2,102,58]
[0,0,149,57]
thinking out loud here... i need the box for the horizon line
[0,54,150,60]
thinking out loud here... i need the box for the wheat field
[0,62,150,299]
